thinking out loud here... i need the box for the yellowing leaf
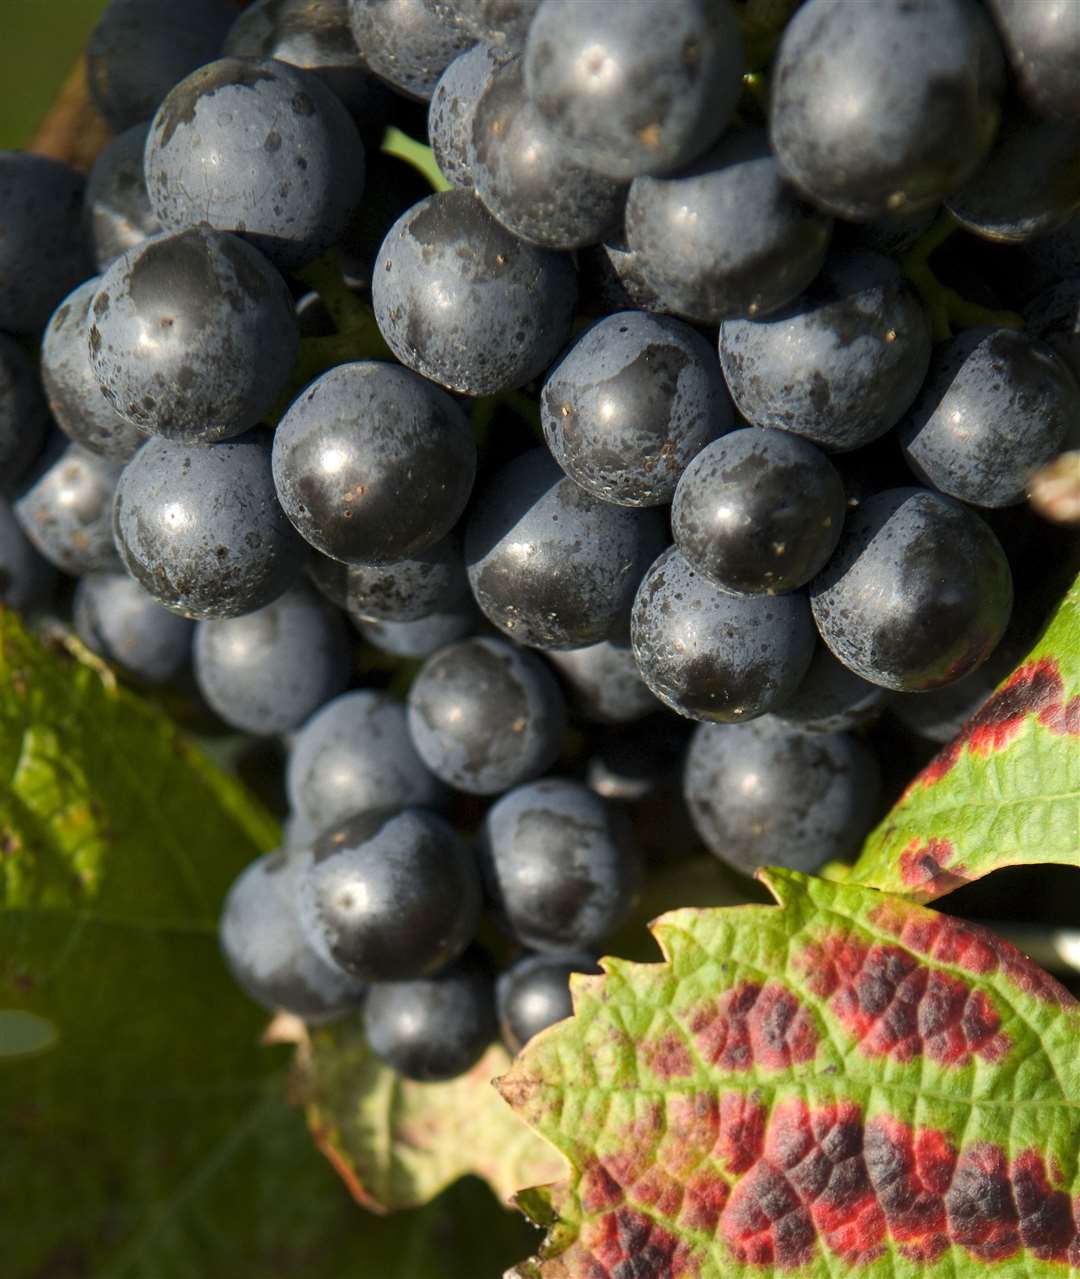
[304,1019,566,1211]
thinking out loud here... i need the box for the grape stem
[469,388,543,447]
[381,126,452,193]
[739,0,799,67]
[901,211,1023,342]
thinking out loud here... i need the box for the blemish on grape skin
[800,932,1010,1066]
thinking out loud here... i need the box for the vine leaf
[302,1019,566,1211]
[498,868,1080,1278]
[850,571,1080,902]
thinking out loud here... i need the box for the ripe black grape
[296,807,481,981]
[364,954,497,1082]
[496,952,599,1052]
[631,546,816,722]
[671,428,846,595]
[810,488,1013,691]
[541,311,733,508]
[407,636,566,794]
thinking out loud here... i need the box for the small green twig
[469,388,544,448]
[381,126,452,193]
[739,0,799,68]
[294,252,377,337]
[901,211,1024,341]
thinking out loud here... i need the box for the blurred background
[0,1,110,149]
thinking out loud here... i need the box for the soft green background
[0,0,110,149]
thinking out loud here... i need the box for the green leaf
[0,610,368,1278]
[850,572,1080,902]
[498,869,1080,1278]
[303,1020,567,1210]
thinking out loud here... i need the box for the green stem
[381,126,451,193]
[901,211,1023,341]
[294,252,373,336]
[739,0,799,67]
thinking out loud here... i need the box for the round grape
[220,850,366,1022]
[194,585,351,735]
[719,251,932,452]
[74,571,193,684]
[480,778,639,951]
[466,449,667,649]
[82,123,162,272]
[15,442,121,576]
[523,0,744,179]
[296,808,481,981]
[541,311,733,507]
[671,428,846,594]
[364,954,497,1081]
[496,951,598,1052]
[373,188,577,397]
[684,716,881,875]
[112,433,305,619]
[40,280,144,461]
[273,362,475,566]
[631,546,816,722]
[145,57,365,270]
[0,333,49,488]
[624,129,832,324]
[287,690,447,834]
[809,488,1014,691]
[407,636,566,794]
[89,227,299,444]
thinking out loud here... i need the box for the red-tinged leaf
[850,572,1080,902]
[498,869,1080,1278]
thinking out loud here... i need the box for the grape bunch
[3,0,1079,1082]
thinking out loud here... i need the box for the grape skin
[287,690,447,835]
[407,636,567,795]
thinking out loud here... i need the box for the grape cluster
[3,0,1079,1080]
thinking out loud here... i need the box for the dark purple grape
[348,0,474,101]
[74,571,193,683]
[465,449,667,650]
[41,280,144,461]
[769,0,1004,220]
[0,333,49,488]
[470,55,627,250]
[112,433,305,619]
[497,951,598,1052]
[287,690,447,833]
[82,123,162,272]
[719,251,932,452]
[224,0,391,126]
[546,641,659,724]
[0,153,92,335]
[810,488,1014,691]
[900,328,1079,508]
[220,850,367,1022]
[631,546,816,723]
[87,0,234,132]
[429,43,509,189]
[671,428,846,595]
[364,954,497,1081]
[296,807,482,980]
[684,716,880,874]
[624,130,832,324]
[373,188,577,396]
[145,57,365,270]
[88,228,299,445]
[988,0,1080,122]
[523,0,743,179]
[407,636,566,794]
[774,647,885,735]
[193,585,351,735]
[540,311,733,508]
[479,778,639,951]
[15,442,121,576]
[272,361,475,566]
